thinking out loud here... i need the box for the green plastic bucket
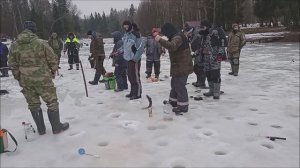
[103,76,116,90]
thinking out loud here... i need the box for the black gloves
[131,45,137,54]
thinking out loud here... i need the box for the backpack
[0,129,18,154]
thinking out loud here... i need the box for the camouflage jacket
[48,37,63,51]
[8,30,58,87]
[200,27,227,71]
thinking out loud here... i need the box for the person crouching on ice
[110,31,128,92]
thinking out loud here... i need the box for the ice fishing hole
[193,125,202,129]
[271,125,283,129]
[261,143,274,149]
[249,108,258,111]
[248,122,258,126]
[147,126,157,130]
[98,141,109,147]
[214,151,227,155]
[203,131,213,136]
[156,141,168,146]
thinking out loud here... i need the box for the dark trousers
[205,69,221,83]
[68,50,79,66]
[92,57,106,82]
[193,65,206,85]
[169,75,189,107]
[115,66,128,90]
[127,60,142,97]
[146,60,160,77]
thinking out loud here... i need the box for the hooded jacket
[159,23,193,76]
[145,35,162,61]
[111,31,127,67]
[0,42,9,64]
[9,30,58,86]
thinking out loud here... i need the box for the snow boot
[89,73,101,85]
[47,109,69,134]
[146,74,151,79]
[76,64,79,70]
[213,83,221,99]
[68,65,73,70]
[233,65,239,76]
[169,100,177,108]
[172,105,188,114]
[229,64,234,75]
[203,82,214,97]
[114,88,124,92]
[126,92,133,98]
[0,69,9,77]
[30,108,46,135]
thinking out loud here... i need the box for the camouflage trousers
[21,85,59,112]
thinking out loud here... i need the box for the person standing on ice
[199,20,227,99]
[184,23,207,89]
[154,23,193,113]
[122,21,144,100]
[0,39,9,77]
[48,32,63,69]
[9,21,69,135]
[87,30,106,85]
[145,28,164,79]
[64,32,80,70]
[110,31,128,92]
[227,23,246,76]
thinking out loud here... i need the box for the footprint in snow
[261,143,274,149]
[225,117,234,120]
[214,150,228,156]
[248,122,258,126]
[68,130,85,137]
[271,125,283,129]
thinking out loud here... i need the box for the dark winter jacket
[190,31,204,66]
[145,35,162,61]
[0,42,9,67]
[159,23,193,76]
[64,35,80,54]
[90,32,105,59]
[111,31,127,68]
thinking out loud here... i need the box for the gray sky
[71,0,141,17]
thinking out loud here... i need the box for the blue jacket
[111,31,127,68]
[0,42,8,62]
[122,30,144,62]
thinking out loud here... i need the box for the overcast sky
[71,0,141,17]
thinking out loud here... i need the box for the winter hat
[68,32,75,38]
[200,20,211,29]
[122,20,132,32]
[232,23,239,29]
[161,23,178,39]
[111,31,123,44]
[184,24,194,34]
[23,21,37,33]
[87,30,93,36]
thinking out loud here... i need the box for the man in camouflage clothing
[199,20,227,99]
[9,21,69,135]
[227,23,246,76]
[48,32,63,69]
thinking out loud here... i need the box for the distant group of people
[5,19,246,136]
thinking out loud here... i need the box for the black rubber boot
[89,72,101,85]
[47,109,69,134]
[169,100,177,108]
[213,83,221,99]
[68,65,73,70]
[30,108,46,135]
[203,82,214,97]
[229,63,234,75]
[76,64,80,70]
[172,105,188,113]
[233,65,239,76]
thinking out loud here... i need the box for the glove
[155,35,161,41]
[131,45,137,54]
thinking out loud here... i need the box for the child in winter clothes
[0,40,9,77]
[110,31,128,92]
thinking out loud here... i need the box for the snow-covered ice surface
[1,39,299,168]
